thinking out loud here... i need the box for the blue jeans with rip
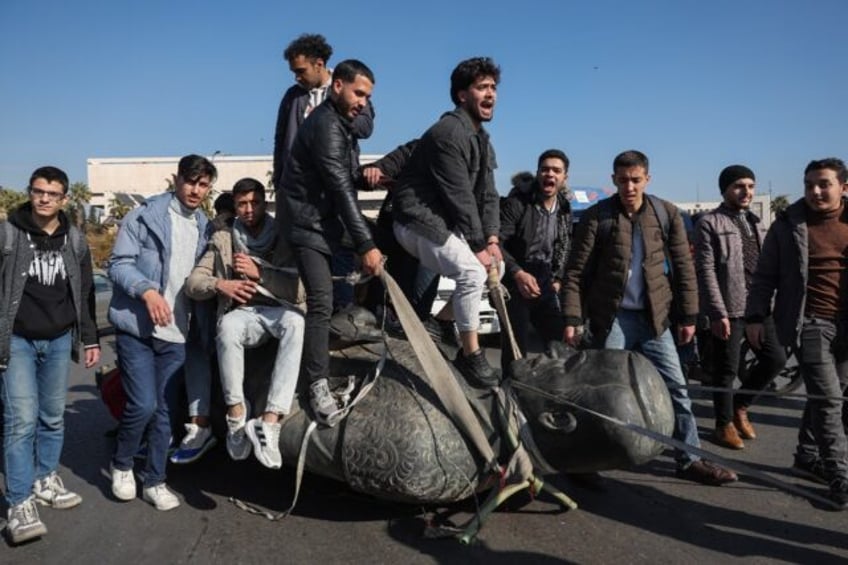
[112,331,185,487]
[1,331,72,506]
[604,309,701,467]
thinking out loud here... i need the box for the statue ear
[537,410,577,434]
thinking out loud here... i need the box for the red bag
[95,364,126,421]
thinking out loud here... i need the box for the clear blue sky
[2,0,845,202]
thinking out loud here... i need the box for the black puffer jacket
[278,98,376,255]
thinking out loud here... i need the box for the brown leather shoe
[676,460,738,486]
[714,423,745,449]
[733,406,757,440]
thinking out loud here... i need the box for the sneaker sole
[34,495,82,510]
[7,523,47,545]
[169,436,218,465]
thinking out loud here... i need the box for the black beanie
[718,165,755,194]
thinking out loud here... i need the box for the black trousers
[294,246,334,385]
[710,316,786,426]
[501,263,565,373]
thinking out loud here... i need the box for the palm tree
[66,182,93,228]
[771,195,790,216]
[108,195,132,220]
[0,188,27,221]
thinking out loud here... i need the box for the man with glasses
[0,166,100,544]
[107,154,213,511]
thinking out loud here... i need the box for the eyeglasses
[28,187,66,202]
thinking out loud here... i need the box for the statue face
[511,345,673,474]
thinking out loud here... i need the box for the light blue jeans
[216,304,304,415]
[604,310,701,467]
[1,331,72,505]
[183,303,213,419]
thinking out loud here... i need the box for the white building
[86,153,384,218]
[88,154,772,227]
[676,194,772,229]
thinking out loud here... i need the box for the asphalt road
[2,336,847,564]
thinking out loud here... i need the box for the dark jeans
[385,237,439,320]
[331,247,355,313]
[794,318,848,480]
[501,269,565,372]
[294,246,334,385]
[113,332,185,487]
[710,317,786,426]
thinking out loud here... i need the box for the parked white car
[430,277,501,335]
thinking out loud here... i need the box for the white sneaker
[169,423,217,464]
[32,472,82,509]
[226,404,252,461]
[110,464,136,501]
[245,418,283,469]
[142,483,180,511]
[5,496,47,544]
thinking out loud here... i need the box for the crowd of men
[1,31,846,545]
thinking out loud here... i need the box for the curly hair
[449,57,500,105]
[284,33,332,63]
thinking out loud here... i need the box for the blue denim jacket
[107,192,208,338]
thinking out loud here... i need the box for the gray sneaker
[245,417,283,469]
[226,410,252,461]
[309,378,338,426]
[5,497,47,544]
[32,472,82,509]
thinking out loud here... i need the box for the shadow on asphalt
[572,459,848,562]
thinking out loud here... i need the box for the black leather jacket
[272,82,374,189]
[278,98,376,255]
